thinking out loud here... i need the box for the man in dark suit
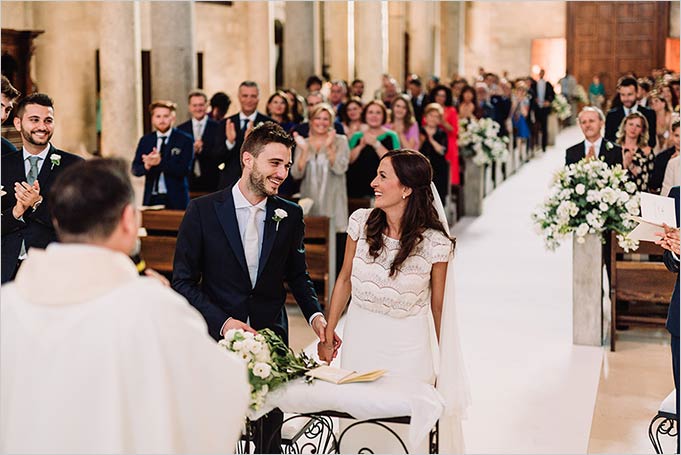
[407,77,426,124]
[216,81,274,190]
[529,68,555,152]
[656,186,680,452]
[565,107,623,166]
[172,121,337,452]
[1,93,82,283]
[605,76,657,149]
[131,100,193,209]
[177,90,221,192]
[1,75,20,155]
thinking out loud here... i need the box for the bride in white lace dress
[320,149,469,453]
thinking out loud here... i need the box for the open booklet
[305,365,386,385]
[627,192,677,242]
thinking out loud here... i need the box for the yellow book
[305,365,387,384]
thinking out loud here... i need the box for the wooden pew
[139,209,184,273]
[609,232,677,351]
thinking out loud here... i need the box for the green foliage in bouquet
[220,328,319,410]
[458,117,509,166]
[532,159,640,252]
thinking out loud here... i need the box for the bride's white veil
[429,182,471,454]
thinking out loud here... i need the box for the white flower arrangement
[531,159,640,252]
[219,328,318,410]
[50,154,61,170]
[458,117,509,166]
[551,94,572,121]
[272,208,288,231]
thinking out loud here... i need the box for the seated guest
[566,106,623,167]
[1,75,20,155]
[177,90,222,192]
[132,100,193,209]
[616,111,655,192]
[0,158,249,454]
[266,90,296,132]
[651,119,680,194]
[208,91,231,121]
[340,97,364,138]
[290,103,350,272]
[1,93,83,284]
[386,94,419,149]
[347,100,399,199]
[419,103,449,205]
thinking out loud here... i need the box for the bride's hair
[366,149,455,277]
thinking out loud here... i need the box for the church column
[99,1,142,161]
[323,2,351,82]
[407,2,437,81]
[150,1,196,121]
[387,1,407,83]
[283,2,316,94]
[247,1,275,107]
[440,2,465,80]
[354,1,388,101]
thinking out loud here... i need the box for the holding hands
[142,147,162,170]
[312,314,342,363]
[13,180,42,219]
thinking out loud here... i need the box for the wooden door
[567,1,669,100]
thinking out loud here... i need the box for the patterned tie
[586,144,596,161]
[27,156,41,185]
[244,206,261,288]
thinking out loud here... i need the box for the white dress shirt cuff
[220,317,232,337]
[672,251,680,262]
[309,312,324,326]
[226,139,236,150]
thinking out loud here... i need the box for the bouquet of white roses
[458,117,509,166]
[551,93,572,121]
[219,328,318,410]
[532,159,640,252]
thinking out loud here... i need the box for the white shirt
[232,180,267,259]
[584,137,603,156]
[191,116,207,140]
[226,111,258,150]
[537,79,547,104]
[661,155,680,198]
[155,131,170,194]
[22,144,50,177]
[623,104,639,117]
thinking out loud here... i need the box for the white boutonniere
[605,141,614,151]
[218,162,225,170]
[171,147,181,156]
[50,154,61,170]
[272,208,288,231]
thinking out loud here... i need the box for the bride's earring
[402,194,406,200]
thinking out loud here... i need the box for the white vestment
[1,243,250,454]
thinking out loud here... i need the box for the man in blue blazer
[1,93,82,283]
[131,101,193,209]
[657,185,680,450]
[177,90,221,193]
[172,122,336,452]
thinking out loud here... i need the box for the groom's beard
[248,162,278,198]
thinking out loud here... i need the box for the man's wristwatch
[31,196,43,212]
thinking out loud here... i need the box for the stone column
[440,2,465,80]
[387,2,406,83]
[354,1,387,101]
[99,1,142,162]
[248,1,275,108]
[323,2,351,82]
[573,234,604,346]
[408,2,436,79]
[150,1,196,121]
[284,2,316,93]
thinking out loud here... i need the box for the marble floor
[286,125,675,453]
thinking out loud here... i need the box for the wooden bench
[139,209,184,273]
[609,232,677,351]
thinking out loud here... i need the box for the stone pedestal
[463,157,484,216]
[495,158,504,188]
[484,162,494,196]
[573,233,603,346]
[547,113,558,146]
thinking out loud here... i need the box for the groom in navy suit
[172,121,336,452]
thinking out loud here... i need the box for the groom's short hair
[49,158,135,241]
[240,121,295,161]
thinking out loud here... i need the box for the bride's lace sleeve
[428,230,454,264]
[347,208,371,241]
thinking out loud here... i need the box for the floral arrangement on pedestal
[551,93,572,121]
[458,117,509,166]
[531,159,640,251]
[219,328,318,410]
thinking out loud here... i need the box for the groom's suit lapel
[257,197,278,280]
[214,189,249,276]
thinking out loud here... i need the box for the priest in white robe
[0,158,250,454]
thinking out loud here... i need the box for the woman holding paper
[320,149,470,453]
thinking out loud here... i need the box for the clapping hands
[655,223,681,255]
[13,180,42,218]
[142,147,162,170]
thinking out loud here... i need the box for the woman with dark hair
[320,149,469,453]
[386,94,419,149]
[431,84,460,186]
[283,88,305,124]
[346,100,400,199]
[419,103,449,205]
[457,85,479,120]
[339,97,364,137]
[616,111,655,192]
[266,91,296,132]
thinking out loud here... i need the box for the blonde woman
[616,111,655,192]
[649,90,673,153]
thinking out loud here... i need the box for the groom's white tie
[244,205,261,288]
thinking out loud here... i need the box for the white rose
[599,202,609,212]
[576,223,589,237]
[575,183,586,195]
[624,181,637,193]
[232,340,244,352]
[252,362,272,379]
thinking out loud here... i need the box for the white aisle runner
[455,126,604,454]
